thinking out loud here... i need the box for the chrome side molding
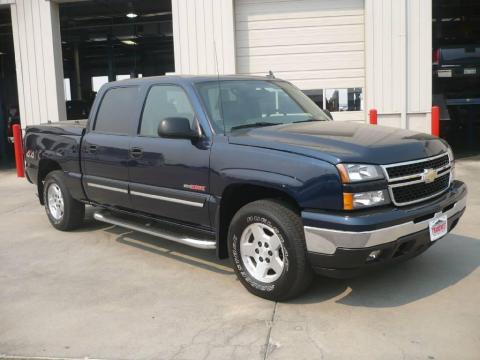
[87,182,128,193]
[93,210,216,250]
[130,190,204,208]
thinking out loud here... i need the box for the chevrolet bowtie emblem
[423,168,438,184]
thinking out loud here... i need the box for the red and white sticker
[183,184,206,192]
[429,214,448,242]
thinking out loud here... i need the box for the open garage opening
[59,0,174,120]
[433,0,480,156]
[0,7,18,168]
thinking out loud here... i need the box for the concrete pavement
[0,158,479,359]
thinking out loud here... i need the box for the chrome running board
[93,210,216,250]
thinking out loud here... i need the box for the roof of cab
[101,74,279,88]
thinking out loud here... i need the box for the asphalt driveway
[0,158,479,360]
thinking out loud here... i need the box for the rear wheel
[228,199,313,301]
[43,170,85,231]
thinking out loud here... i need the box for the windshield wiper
[230,122,281,130]
[293,118,324,124]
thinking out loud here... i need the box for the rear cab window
[94,86,140,135]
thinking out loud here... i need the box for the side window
[140,85,195,137]
[94,86,139,135]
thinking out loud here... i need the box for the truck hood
[228,121,449,165]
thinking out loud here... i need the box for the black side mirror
[323,109,334,120]
[158,117,199,139]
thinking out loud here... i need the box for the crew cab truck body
[24,75,467,300]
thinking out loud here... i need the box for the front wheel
[43,170,85,231]
[228,199,313,301]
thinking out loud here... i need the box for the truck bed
[24,120,87,201]
[26,119,87,137]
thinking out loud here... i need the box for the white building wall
[9,0,66,127]
[171,0,236,75]
[172,0,433,132]
[5,0,432,131]
[365,0,432,132]
[234,0,365,122]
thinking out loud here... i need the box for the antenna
[213,41,226,135]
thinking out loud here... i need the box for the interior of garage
[0,7,18,167]
[59,0,174,119]
[2,0,480,163]
[433,0,480,155]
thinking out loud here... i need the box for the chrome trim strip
[87,182,128,194]
[93,210,215,250]
[388,164,451,183]
[389,169,451,188]
[304,195,466,255]
[387,174,422,183]
[130,190,204,208]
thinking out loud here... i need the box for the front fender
[220,168,303,192]
[210,141,343,211]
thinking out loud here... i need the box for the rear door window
[94,86,139,135]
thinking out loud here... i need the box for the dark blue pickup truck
[24,75,467,301]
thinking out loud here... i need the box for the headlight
[343,190,391,210]
[336,164,384,183]
[337,163,389,210]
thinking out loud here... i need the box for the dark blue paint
[81,132,132,208]
[228,121,449,164]
[24,75,453,245]
[129,135,212,227]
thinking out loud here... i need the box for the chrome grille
[386,154,450,179]
[382,153,453,206]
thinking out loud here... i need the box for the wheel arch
[37,159,63,205]
[216,182,301,259]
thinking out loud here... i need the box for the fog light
[353,190,388,208]
[367,250,382,262]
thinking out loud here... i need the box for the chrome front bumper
[304,194,467,255]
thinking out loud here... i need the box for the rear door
[82,85,141,209]
[128,84,211,227]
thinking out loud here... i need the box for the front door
[82,85,141,209]
[128,84,211,227]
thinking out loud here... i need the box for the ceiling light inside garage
[126,12,138,19]
[121,40,137,46]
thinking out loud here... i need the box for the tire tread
[44,170,85,231]
[229,199,313,301]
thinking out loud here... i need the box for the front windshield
[196,80,329,133]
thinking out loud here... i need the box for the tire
[228,199,313,301]
[43,170,85,231]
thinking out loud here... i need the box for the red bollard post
[12,124,25,178]
[369,109,378,125]
[432,106,440,137]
